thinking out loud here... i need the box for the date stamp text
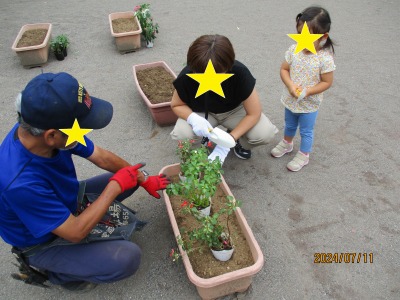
[314,252,373,264]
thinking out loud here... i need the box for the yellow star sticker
[59,119,93,147]
[187,59,234,98]
[287,21,323,54]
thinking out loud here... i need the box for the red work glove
[109,163,144,193]
[140,174,170,199]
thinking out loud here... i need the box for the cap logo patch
[84,92,92,109]
[77,82,84,103]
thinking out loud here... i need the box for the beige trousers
[170,105,278,149]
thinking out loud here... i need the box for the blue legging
[284,108,319,153]
[27,173,142,285]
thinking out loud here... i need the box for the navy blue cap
[21,72,113,130]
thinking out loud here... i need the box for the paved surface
[0,0,399,299]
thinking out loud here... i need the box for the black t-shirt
[173,60,256,114]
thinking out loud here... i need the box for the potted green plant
[160,163,264,300]
[50,34,69,61]
[175,139,195,181]
[167,145,223,217]
[174,196,241,262]
[134,3,159,48]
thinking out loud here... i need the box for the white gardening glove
[208,145,230,165]
[187,112,213,138]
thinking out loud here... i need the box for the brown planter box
[160,163,264,300]
[109,12,142,53]
[132,61,178,126]
[11,23,52,68]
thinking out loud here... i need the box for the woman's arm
[170,90,193,121]
[229,89,262,141]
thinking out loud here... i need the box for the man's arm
[52,180,122,242]
[86,145,130,173]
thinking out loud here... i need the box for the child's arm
[305,71,334,96]
[280,61,300,98]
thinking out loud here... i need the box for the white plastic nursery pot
[132,61,178,126]
[11,23,52,68]
[196,201,211,218]
[109,11,142,52]
[211,248,234,262]
[160,163,264,300]
[178,172,187,182]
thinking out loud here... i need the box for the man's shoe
[271,140,293,158]
[287,151,309,172]
[61,281,98,292]
[234,141,252,159]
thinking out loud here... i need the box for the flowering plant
[167,145,222,210]
[134,3,159,43]
[176,139,194,168]
[170,196,241,262]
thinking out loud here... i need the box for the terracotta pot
[132,61,178,126]
[160,163,264,300]
[11,23,52,68]
[109,11,142,53]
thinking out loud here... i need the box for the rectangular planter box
[109,12,142,53]
[11,23,52,68]
[160,163,264,300]
[132,61,178,126]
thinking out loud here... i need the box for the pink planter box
[132,61,178,126]
[109,12,142,52]
[11,23,52,68]
[160,163,264,300]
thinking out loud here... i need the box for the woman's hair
[15,93,45,136]
[296,6,335,53]
[187,34,235,73]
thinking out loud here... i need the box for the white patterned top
[281,44,336,113]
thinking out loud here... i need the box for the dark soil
[136,67,175,104]
[169,175,255,278]
[112,17,139,33]
[16,29,48,48]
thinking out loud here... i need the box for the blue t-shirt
[0,124,94,247]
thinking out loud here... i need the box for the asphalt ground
[0,0,399,299]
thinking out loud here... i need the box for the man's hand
[140,174,170,199]
[187,112,213,138]
[109,163,144,193]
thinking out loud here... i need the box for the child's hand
[289,84,302,98]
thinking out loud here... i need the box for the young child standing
[271,6,336,171]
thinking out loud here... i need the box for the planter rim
[160,163,265,289]
[11,23,52,52]
[132,61,177,108]
[109,11,142,37]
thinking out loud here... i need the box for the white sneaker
[287,151,309,172]
[271,140,293,158]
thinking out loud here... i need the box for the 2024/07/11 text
[314,253,373,264]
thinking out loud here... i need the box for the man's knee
[117,243,141,277]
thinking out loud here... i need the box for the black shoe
[234,141,252,159]
[61,281,98,292]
